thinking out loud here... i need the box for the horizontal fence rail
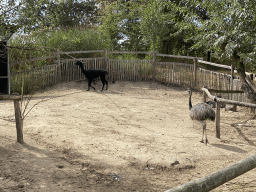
[10,55,57,66]
[156,53,203,60]
[61,50,105,54]
[166,153,256,192]
[198,60,232,69]
[108,51,152,55]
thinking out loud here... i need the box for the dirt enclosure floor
[1,81,256,192]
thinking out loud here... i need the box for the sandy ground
[0,80,256,192]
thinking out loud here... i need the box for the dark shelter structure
[0,25,15,94]
[0,40,9,94]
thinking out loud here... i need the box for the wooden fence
[155,62,194,87]
[7,50,256,191]
[9,50,250,103]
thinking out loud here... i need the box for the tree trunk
[234,52,256,102]
[207,51,211,62]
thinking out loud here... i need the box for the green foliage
[179,0,256,70]
[4,0,256,74]
[99,0,200,56]
[99,0,147,51]
[9,25,112,71]
[14,0,98,32]
[11,71,45,95]
[0,0,21,40]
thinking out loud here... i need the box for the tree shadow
[211,143,247,153]
[231,122,256,147]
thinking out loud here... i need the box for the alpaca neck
[78,64,87,74]
[189,94,192,110]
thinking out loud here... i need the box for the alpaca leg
[101,80,108,91]
[88,80,95,91]
[101,82,105,91]
[100,77,108,91]
[105,80,108,90]
[87,80,90,91]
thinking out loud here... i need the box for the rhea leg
[200,122,208,145]
[203,122,208,145]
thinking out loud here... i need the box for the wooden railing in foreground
[165,153,256,192]
[202,87,256,139]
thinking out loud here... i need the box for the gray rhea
[188,90,215,145]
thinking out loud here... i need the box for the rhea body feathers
[190,103,215,121]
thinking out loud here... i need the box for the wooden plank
[198,60,232,69]
[165,154,256,192]
[207,89,244,94]
[218,73,220,90]
[178,64,181,85]
[202,87,256,108]
[152,49,156,81]
[156,53,197,60]
[14,100,23,143]
[193,58,197,88]
[0,94,21,100]
[58,57,105,63]
[61,50,104,55]
[216,102,221,139]
[108,51,151,54]
[10,55,56,66]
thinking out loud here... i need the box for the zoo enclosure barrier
[5,50,256,190]
[9,50,250,103]
[166,153,256,192]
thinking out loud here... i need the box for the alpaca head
[75,60,83,66]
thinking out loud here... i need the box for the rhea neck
[189,92,192,110]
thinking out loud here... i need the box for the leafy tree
[15,0,98,32]
[99,0,204,56]
[99,0,146,51]
[0,0,21,40]
[140,0,196,55]
[179,0,256,100]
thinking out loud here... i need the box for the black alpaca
[75,61,108,91]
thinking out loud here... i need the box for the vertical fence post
[231,65,234,99]
[193,58,197,89]
[57,49,61,82]
[105,49,108,71]
[152,49,156,81]
[14,99,23,143]
[216,101,221,139]
[230,65,237,111]
[203,91,207,103]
